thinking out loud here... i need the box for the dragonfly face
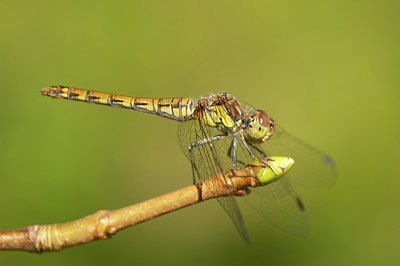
[244,110,276,144]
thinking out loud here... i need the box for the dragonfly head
[245,110,275,143]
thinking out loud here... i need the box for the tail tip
[40,87,48,95]
[40,85,59,96]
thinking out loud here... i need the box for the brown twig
[0,168,260,253]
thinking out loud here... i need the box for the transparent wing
[262,126,337,188]
[177,114,250,242]
[237,98,337,188]
[177,100,334,238]
[232,137,308,236]
[242,177,307,237]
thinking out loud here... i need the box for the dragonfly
[41,85,337,242]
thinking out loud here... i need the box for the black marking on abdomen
[69,92,79,98]
[111,98,123,103]
[88,95,100,100]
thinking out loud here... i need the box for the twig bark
[0,168,260,253]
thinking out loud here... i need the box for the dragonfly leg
[227,136,256,168]
[240,134,265,161]
[230,137,245,168]
[190,157,199,184]
[247,141,267,157]
[188,134,228,184]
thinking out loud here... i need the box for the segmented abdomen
[41,85,194,121]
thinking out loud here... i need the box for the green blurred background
[1,0,399,265]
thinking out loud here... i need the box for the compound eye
[257,110,271,127]
[258,110,276,142]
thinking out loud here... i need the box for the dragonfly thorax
[194,93,245,131]
[244,110,275,144]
